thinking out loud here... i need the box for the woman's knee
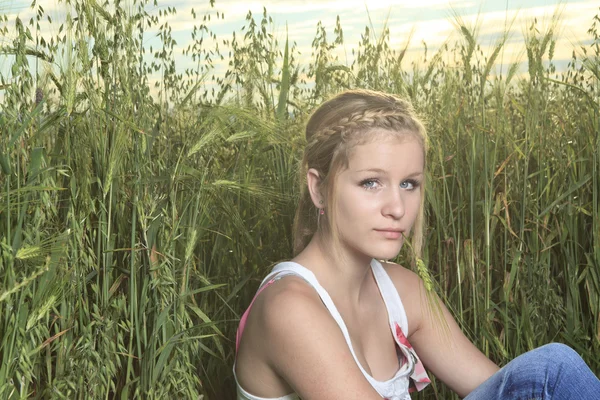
[467,343,599,400]
[530,343,583,367]
[521,343,589,386]
[536,342,577,356]
[502,344,579,382]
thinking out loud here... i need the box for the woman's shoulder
[379,260,422,290]
[254,274,325,325]
[240,272,334,358]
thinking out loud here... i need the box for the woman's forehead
[347,134,424,168]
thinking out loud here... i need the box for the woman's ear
[307,168,324,208]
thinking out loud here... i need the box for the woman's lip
[375,229,404,239]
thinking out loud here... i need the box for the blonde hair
[293,89,428,265]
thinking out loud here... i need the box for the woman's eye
[400,180,419,190]
[361,179,379,190]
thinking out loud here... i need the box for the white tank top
[234,259,430,400]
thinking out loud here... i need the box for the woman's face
[332,132,424,262]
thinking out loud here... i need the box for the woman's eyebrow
[354,168,424,177]
[355,168,387,173]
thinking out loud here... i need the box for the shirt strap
[370,259,409,336]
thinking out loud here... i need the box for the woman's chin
[369,244,403,261]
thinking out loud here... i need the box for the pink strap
[236,278,276,353]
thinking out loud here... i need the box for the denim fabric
[465,343,600,400]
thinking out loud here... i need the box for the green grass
[1,1,599,399]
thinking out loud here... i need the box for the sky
[1,0,598,97]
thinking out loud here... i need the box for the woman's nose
[382,189,405,219]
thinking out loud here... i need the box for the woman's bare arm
[385,265,499,398]
[241,276,382,400]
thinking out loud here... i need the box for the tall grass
[1,1,599,399]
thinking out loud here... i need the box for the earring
[317,200,325,221]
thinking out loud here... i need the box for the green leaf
[276,27,290,121]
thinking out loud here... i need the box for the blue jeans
[465,343,600,400]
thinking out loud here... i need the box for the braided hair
[293,89,428,264]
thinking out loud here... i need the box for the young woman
[233,90,600,400]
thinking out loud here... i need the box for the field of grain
[1,1,599,398]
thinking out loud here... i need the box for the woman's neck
[292,233,374,307]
